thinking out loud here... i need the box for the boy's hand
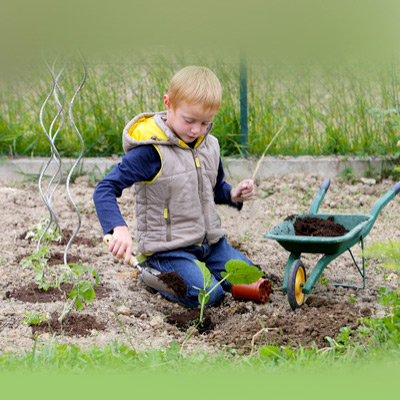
[231,179,255,202]
[109,225,133,265]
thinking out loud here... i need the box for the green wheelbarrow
[265,179,400,311]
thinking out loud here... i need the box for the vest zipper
[193,150,209,241]
[164,203,171,241]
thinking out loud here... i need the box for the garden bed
[0,174,398,354]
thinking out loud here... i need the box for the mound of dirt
[31,313,107,337]
[294,216,349,237]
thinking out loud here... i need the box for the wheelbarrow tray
[265,213,373,255]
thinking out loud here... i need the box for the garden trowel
[103,234,181,297]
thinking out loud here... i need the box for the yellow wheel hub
[295,267,305,305]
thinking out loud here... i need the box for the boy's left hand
[231,179,255,202]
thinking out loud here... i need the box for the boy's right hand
[109,225,133,265]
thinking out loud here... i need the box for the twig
[251,126,284,181]
[249,326,279,357]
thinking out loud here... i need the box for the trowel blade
[141,267,178,297]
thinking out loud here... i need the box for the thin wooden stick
[251,125,284,181]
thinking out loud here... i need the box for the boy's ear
[163,94,171,109]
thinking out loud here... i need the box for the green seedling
[348,295,357,303]
[25,217,61,244]
[58,263,99,322]
[194,259,264,324]
[318,272,329,287]
[22,311,48,327]
[21,247,54,290]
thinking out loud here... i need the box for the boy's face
[164,95,217,144]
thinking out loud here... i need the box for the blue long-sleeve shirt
[93,144,242,235]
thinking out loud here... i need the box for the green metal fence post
[239,54,248,157]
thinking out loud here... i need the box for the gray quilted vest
[123,112,227,254]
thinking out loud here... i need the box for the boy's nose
[191,125,201,134]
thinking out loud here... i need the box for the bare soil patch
[1,174,399,354]
[31,313,107,336]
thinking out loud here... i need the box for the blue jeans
[147,237,253,308]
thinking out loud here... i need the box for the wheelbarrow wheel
[287,260,306,311]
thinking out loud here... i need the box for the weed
[318,273,329,287]
[363,241,400,273]
[348,295,357,303]
[338,167,356,184]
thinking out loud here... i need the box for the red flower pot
[231,278,272,302]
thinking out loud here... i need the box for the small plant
[25,217,61,244]
[22,311,48,327]
[318,272,329,287]
[338,167,356,184]
[348,295,357,303]
[21,219,99,322]
[21,246,54,290]
[194,260,264,325]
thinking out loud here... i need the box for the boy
[93,66,255,308]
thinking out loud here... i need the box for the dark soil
[167,309,213,334]
[158,271,187,298]
[30,312,107,337]
[6,282,110,303]
[19,228,101,248]
[294,216,349,237]
[205,295,372,351]
[15,251,85,265]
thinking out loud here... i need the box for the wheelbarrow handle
[392,181,400,195]
[309,178,331,214]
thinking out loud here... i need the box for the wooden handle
[103,234,136,266]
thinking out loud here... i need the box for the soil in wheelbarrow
[291,215,349,237]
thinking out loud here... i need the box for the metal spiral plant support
[45,61,66,221]
[64,53,87,266]
[38,57,66,251]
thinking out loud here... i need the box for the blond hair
[167,66,222,111]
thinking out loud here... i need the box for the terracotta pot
[231,278,272,302]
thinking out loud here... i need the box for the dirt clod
[158,272,187,298]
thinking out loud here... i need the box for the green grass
[1,55,400,158]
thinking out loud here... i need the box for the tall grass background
[1,52,400,158]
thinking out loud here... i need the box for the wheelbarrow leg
[333,237,366,290]
[302,253,338,294]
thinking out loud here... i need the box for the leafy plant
[61,263,99,312]
[25,217,61,244]
[22,311,48,327]
[21,219,99,321]
[21,246,55,290]
[338,167,356,184]
[194,259,264,324]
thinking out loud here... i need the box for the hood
[122,111,212,154]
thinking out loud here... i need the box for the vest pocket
[164,204,171,241]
